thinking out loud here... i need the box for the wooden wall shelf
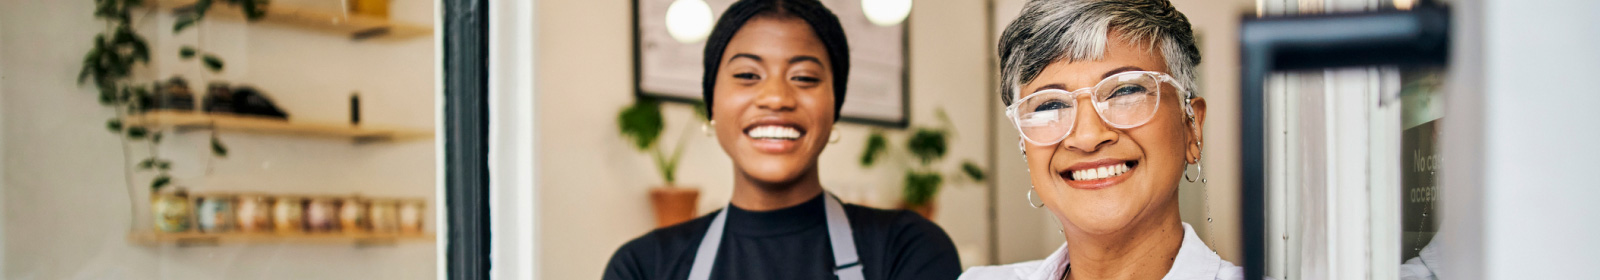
[127,110,432,143]
[130,231,435,247]
[156,0,433,41]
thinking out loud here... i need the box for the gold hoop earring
[1026,186,1045,208]
[828,125,840,143]
[702,120,714,137]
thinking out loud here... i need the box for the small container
[369,199,399,233]
[350,0,390,18]
[398,199,425,233]
[236,194,274,232]
[339,196,370,233]
[273,196,305,233]
[305,197,339,233]
[195,194,236,233]
[151,188,193,233]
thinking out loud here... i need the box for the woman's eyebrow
[788,55,823,66]
[1101,66,1145,80]
[729,53,763,63]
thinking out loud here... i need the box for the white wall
[1,0,439,278]
[1445,0,1600,278]
[989,0,1254,264]
[535,0,995,278]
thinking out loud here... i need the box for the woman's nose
[753,79,797,111]
[1063,101,1117,152]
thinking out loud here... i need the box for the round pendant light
[665,0,715,43]
[862,0,912,27]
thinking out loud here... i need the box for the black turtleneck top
[602,193,962,280]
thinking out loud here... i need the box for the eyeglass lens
[1014,72,1163,145]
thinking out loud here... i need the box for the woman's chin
[738,162,809,186]
[1060,205,1140,235]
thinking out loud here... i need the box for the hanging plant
[78,0,266,193]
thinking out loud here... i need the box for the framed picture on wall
[633,0,909,127]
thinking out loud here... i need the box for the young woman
[603,1,962,279]
[962,0,1242,279]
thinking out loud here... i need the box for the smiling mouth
[745,125,805,140]
[1061,160,1139,182]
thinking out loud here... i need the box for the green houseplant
[859,108,986,219]
[618,98,706,227]
[79,0,265,230]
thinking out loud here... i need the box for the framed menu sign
[634,0,909,127]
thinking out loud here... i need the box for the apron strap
[686,193,865,280]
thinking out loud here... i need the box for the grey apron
[685,193,866,280]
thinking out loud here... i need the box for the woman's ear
[1186,97,1207,163]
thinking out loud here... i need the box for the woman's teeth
[1071,163,1131,181]
[747,125,802,140]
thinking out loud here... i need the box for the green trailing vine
[79,0,265,193]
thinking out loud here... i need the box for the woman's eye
[733,73,761,80]
[791,76,821,83]
[1109,84,1148,98]
[1033,100,1070,111]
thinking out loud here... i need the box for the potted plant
[859,108,986,219]
[618,98,706,227]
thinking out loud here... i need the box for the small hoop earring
[702,120,714,137]
[828,125,840,143]
[1185,161,1207,183]
[1026,186,1045,208]
[1185,140,1206,183]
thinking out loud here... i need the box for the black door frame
[443,0,491,279]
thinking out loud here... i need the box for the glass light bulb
[861,0,912,27]
[665,0,714,43]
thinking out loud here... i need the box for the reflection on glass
[1400,68,1445,280]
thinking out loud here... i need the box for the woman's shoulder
[840,203,948,238]
[957,260,1048,280]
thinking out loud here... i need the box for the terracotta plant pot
[902,201,938,221]
[649,186,700,228]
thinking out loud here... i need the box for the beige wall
[535,0,996,278]
[1,0,438,278]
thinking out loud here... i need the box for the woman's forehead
[723,16,829,65]
[1024,39,1167,92]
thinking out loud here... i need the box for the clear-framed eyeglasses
[1006,71,1194,146]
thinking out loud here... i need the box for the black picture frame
[1237,6,1449,280]
[442,0,491,279]
[631,0,913,128]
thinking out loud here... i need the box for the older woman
[603,1,962,279]
[961,0,1239,279]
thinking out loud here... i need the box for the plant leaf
[907,128,948,165]
[126,126,148,139]
[961,160,986,182]
[150,175,172,191]
[201,54,224,72]
[173,14,197,33]
[180,46,197,59]
[902,171,943,206]
[210,136,229,157]
[156,160,172,170]
[860,131,887,167]
[617,98,664,151]
[106,118,123,133]
[151,131,163,143]
[138,158,156,170]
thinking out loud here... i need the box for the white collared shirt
[960,223,1244,280]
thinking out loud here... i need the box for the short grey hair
[997,0,1202,105]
